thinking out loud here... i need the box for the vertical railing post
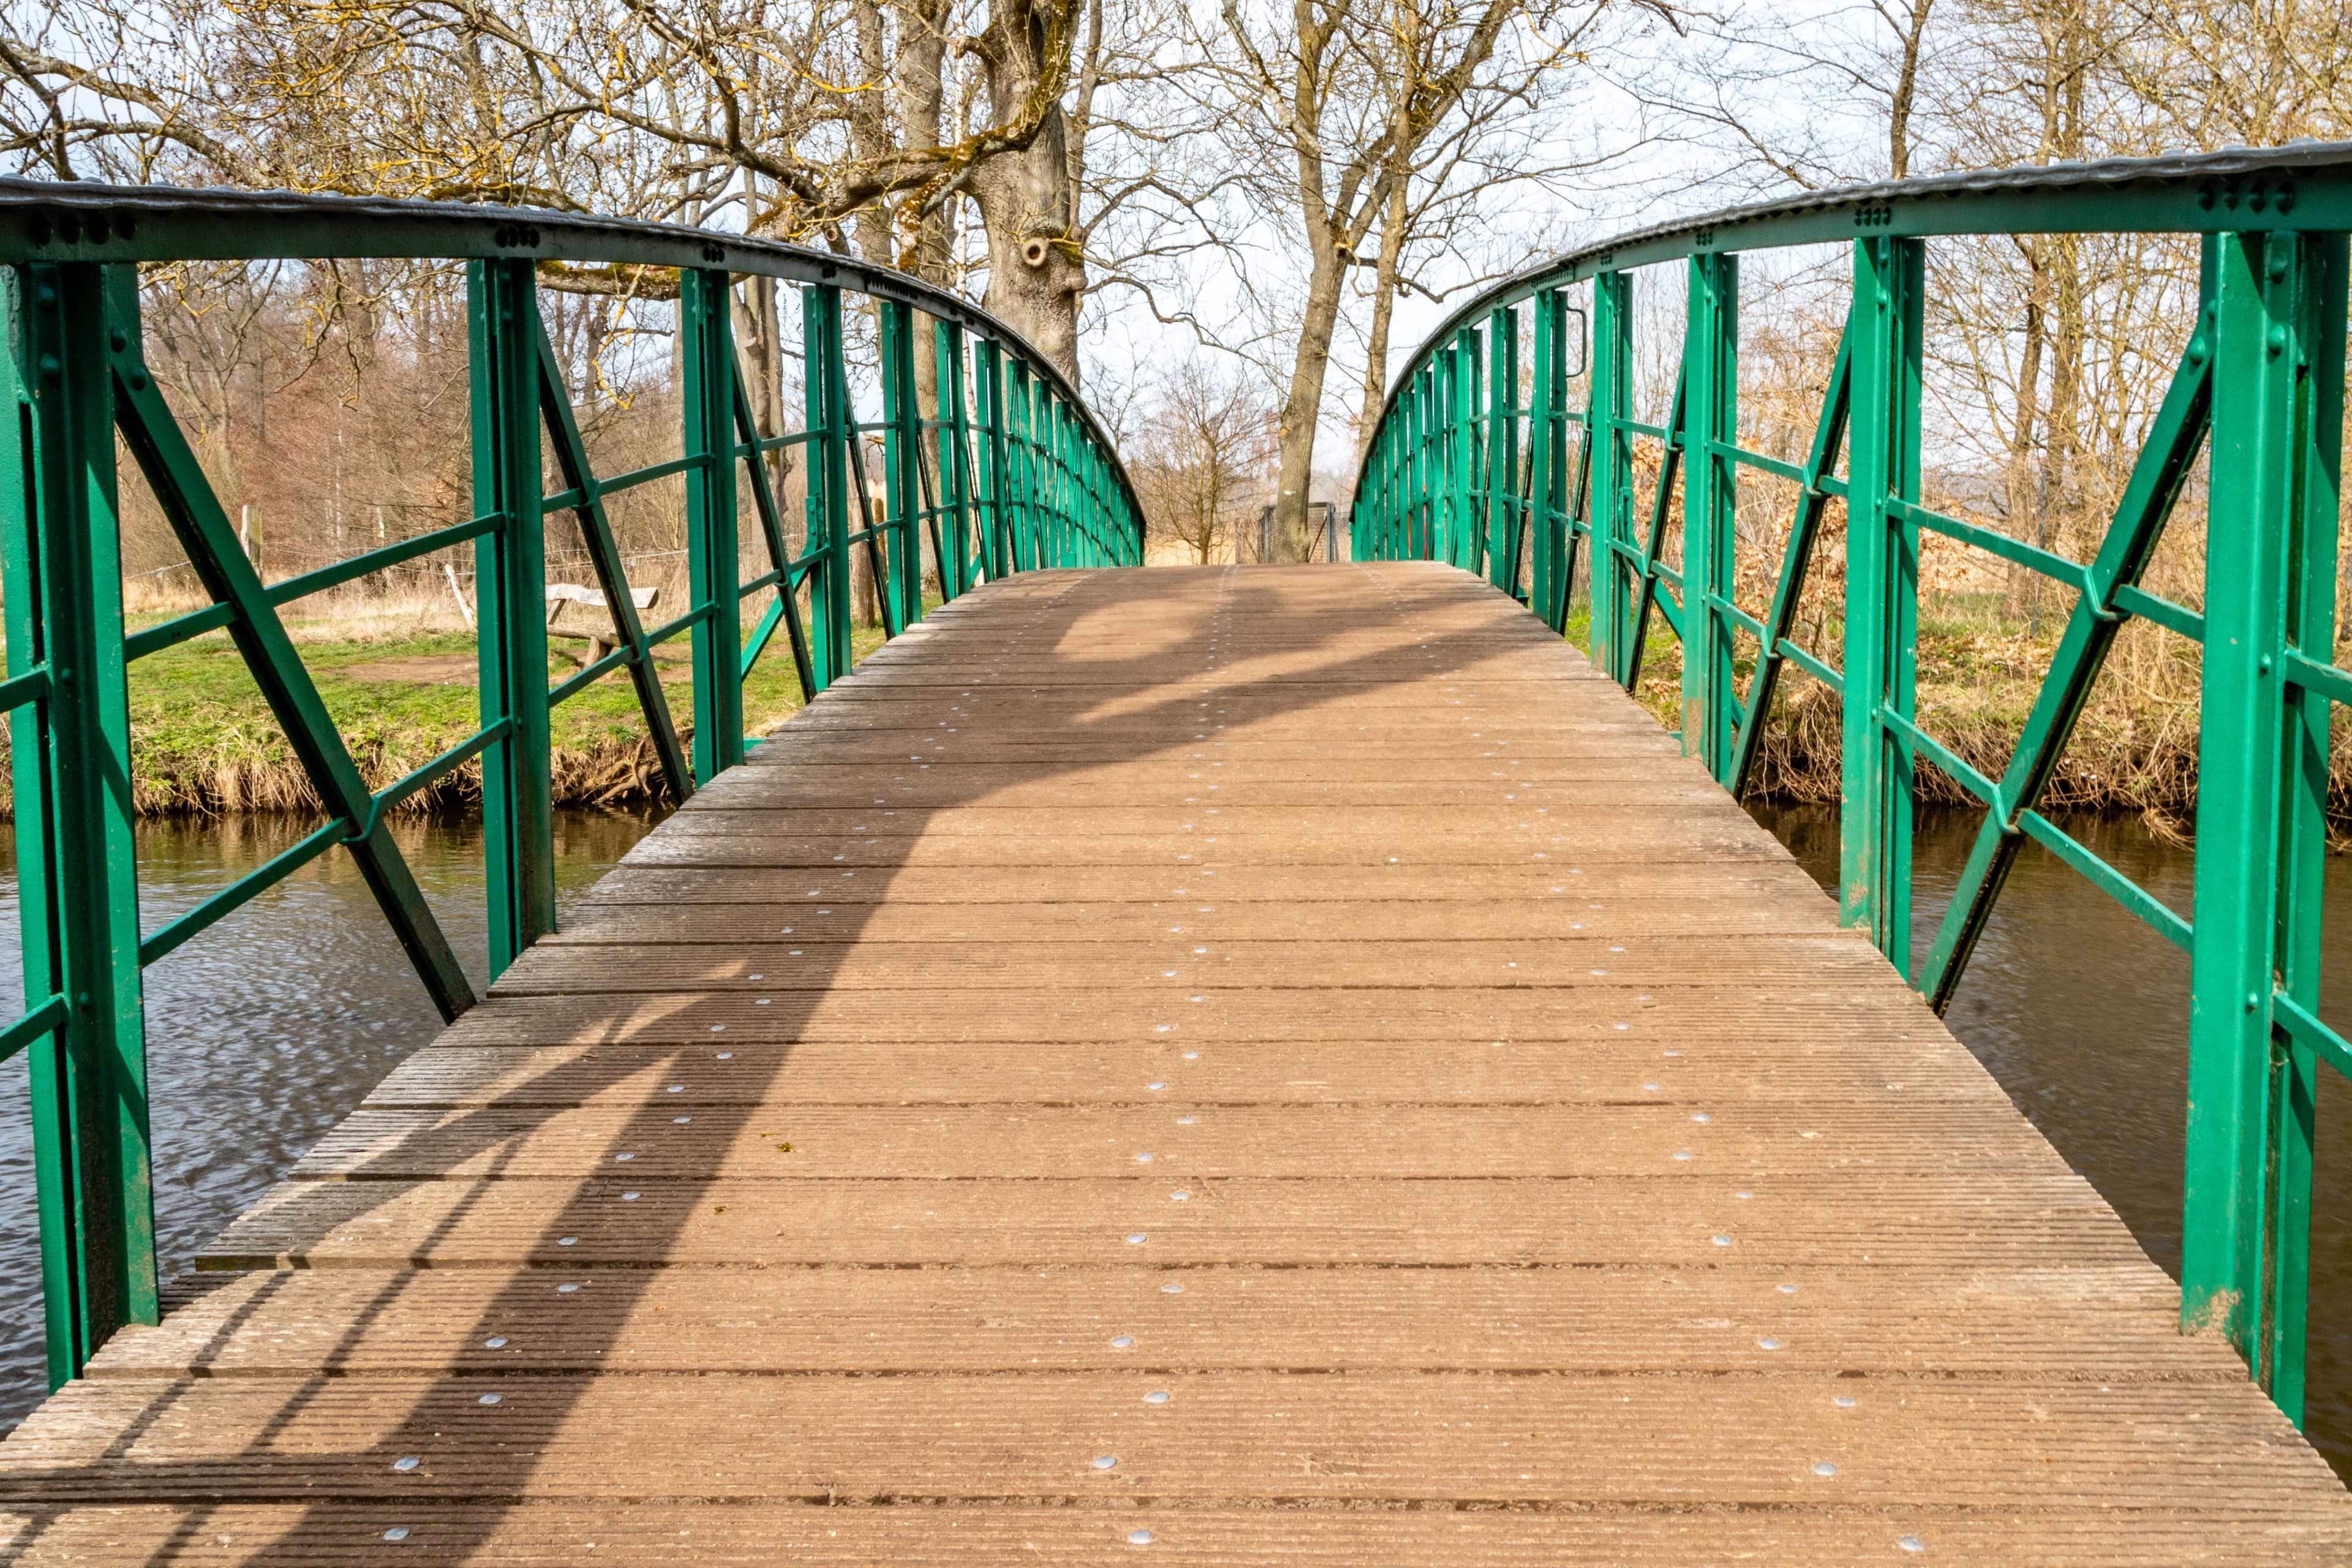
[879,300,925,627]
[935,320,974,594]
[1381,425,1398,559]
[978,340,1010,579]
[1424,366,1441,560]
[1039,384,1059,567]
[1063,403,1076,567]
[682,268,742,780]
[2185,229,2349,1419]
[1529,288,1569,630]
[1487,305,1520,593]
[1063,400,1080,565]
[802,284,853,687]
[1840,235,1923,971]
[469,257,555,977]
[1378,423,1391,560]
[3,261,157,1387]
[1005,360,1033,570]
[1684,252,1740,778]
[1444,331,1471,571]
[1588,271,1633,678]
[1409,367,1430,558]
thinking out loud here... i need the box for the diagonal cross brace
[1727,317,1855,798]
[1553,415,1594,636]
[1621,368,1691,684]
[101,275,477,1022]
[531,325,694,805]
[1918,316,2218,1011]
[733,368,818,703]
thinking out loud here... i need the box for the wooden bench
[545,582,658,667]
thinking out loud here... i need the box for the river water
[2,804,2351,1480]
[0,809,659,1433]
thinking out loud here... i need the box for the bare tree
[1133,356,1274,562]
[1206,0,1635,560]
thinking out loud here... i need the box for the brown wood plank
[7,1504,2348,1566]
[87,1265,2198,1378]
[7,562,2344,1566]
[6,1374,2332,1510]
[488,934,1896,993]
[360,1036,2003,1109]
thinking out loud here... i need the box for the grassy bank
[1573,598,2352,832]
[13,587,2325,826]
[0,601,894,819]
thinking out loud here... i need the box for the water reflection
[1754,803,2352,1479]
[0,808,660,1429]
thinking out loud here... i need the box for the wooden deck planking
[4,562,2348,1564]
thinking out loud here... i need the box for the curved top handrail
[1357,139,2352,489]
[0,175,1142,522]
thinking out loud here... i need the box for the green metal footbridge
[0,147,2348,1562]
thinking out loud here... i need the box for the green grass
[34,603,908,815]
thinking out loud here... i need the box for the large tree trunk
[969,131,1084,382]
[1269,242,1346,562]
[1355,175,1408,458]
[970,2,1084,382]
[900,0,952,589]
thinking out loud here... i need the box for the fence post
[879,300,926,625]
[1840,235,1923,971]
[682,269,743,780]
[1589,271,1634,679]
[802,284,853,687]
[469,257,555,976]
[2184,230,2348,1419]
[1684,252,1740,778]
[3,262,158,1387]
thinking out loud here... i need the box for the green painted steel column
[1379,412,1393,559]
[1410,366,1431,558]
[1588,271,1633,677]
[1683,252,1740,777]
[682,269,743,781]
[2185,229,2349,1418]
[2269,229,2346,1422]
[935,321,974,595]
[976,339,1009,579]
[1452,329,1480,571]
[1839,236,1923,970]
[1487,306,1520,593]
[1529,289,1569,630]
[2,262,158,1387]
[469,258,555,977]
[802,285,853,687]
[879,300,925,627]
[1005,360,1034,570]
[1042,386,1062,567]
[1431,345,1453,564]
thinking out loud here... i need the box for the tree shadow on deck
[0,562,1652,1562]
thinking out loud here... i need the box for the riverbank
[2,595,2324,824]
[1594,604,2352,832]
[0,611,888,819]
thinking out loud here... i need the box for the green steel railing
[0,180,1145,1391]
[1352,141,2352,1425]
